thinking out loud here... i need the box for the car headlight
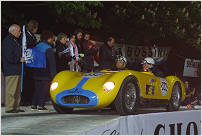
[103,81,115,91]
[50,82,58,91]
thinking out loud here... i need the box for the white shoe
[180,106,187,109]
[194,105,201,109]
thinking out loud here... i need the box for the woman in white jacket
[67,34,80,71]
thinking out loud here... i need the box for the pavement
[1,105,122,135]
[1,104,201,116]
[1,104,56,116]
[1,104,201,135]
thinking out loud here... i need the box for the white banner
[22,25,27,58]
[183,58,200,77]
[83,110,201,135]
[124,45,171,64]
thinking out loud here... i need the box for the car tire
[52,100,73,114]
[114,76,139,116]
[167,82,181,111]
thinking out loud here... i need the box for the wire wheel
[172,84,181,108]
[167,82,181,111]
[124,82,137,111]
[114,76,139,115]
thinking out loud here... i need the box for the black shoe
[31,105,37,110]
[38,106,48,111]
[6,110,18,113]
[17,109,25,112]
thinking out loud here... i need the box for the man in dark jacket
[55,33,71,72]
[25,19,39,48]
[30,30,56,111]
[99,37,116,70]
[22,20,39,106]
[2,24,25,113]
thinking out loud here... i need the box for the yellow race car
[50,69,186,115]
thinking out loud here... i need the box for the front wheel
[114,76,139,115]
[52,100,73,114]
[167,82,181,111]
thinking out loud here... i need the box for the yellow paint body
[50,70,186,108]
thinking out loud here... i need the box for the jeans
[32,80,50,107]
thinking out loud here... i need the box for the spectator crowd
[1,20,201,113]
[2,20,123,112]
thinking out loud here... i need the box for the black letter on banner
[127,47,132,57]
[153,48,157,57]
[186,122,198,135]
[110,130,119,135]
[154,124,165,135]
[158,48,163,57]
[134,47,140,57]
[142,47,146,57]
[162,48,165,57]
[148,47,152,57]
[169,124,175,135]
[102,129,110,135]
[177,123,182,135]
[186,61,189,67]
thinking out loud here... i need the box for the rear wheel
[114,76,139,115]
[52,100,73,114]
[167,82,181,111]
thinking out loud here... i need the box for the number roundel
[160,78,168,96]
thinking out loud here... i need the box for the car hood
[51,70,118,93]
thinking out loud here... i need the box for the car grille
[63,95,90,104]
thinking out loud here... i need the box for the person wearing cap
[111,56,127,71]
[141,57,155,73]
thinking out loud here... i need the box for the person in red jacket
[80,32,98,72]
